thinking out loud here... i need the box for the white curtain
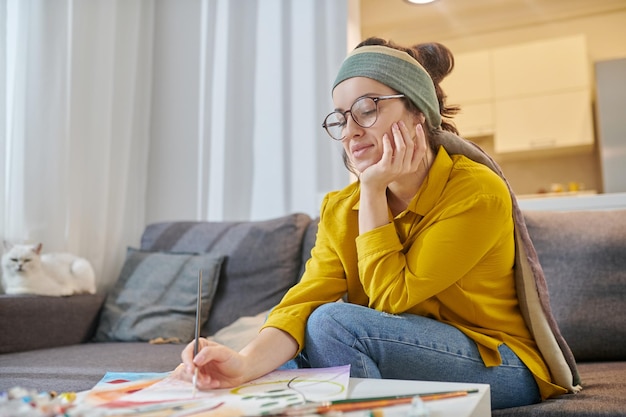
[1,0,154,292]
[1,0,349,292]
[146,0,349,223]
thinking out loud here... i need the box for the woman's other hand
[177,338,247,390]
[175,328,299,391]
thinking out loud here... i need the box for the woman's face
[332,77,417,174]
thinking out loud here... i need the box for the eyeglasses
[322,94,405,140]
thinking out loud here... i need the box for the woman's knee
[307,302,363,338]
[307,303,343,334]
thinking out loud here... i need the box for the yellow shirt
[263,146,566,400]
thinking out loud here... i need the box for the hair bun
[412,43,455,84]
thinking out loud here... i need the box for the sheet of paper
[77,365,350,416]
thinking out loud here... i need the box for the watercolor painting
[78,365,350,416]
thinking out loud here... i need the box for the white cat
[1,241,96,296]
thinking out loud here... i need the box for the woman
[179,38,579,409]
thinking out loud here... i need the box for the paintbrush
[192,269,202,398]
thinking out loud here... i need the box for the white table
[347,378,491,417]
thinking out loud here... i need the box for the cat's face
[1,243,42,275]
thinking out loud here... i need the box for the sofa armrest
[0,294,105,354]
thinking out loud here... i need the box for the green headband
[332,45,441,129]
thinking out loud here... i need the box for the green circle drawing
[230,378,346,399]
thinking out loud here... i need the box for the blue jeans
[282,303,541,410]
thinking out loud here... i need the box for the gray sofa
[1,209,625,416]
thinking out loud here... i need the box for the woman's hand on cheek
[413,122,428,169]
[360,121,425,188]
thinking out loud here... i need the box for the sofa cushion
[0,342,183,393]
[94,249,223,343]
[524,209,626,361]
[140,213,312,335]
[0,294,105,354]
[493,361,626,417]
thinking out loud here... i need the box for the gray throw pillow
[139,213,312,335]
[94,248,223,343]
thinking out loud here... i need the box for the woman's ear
[410,111,426,127]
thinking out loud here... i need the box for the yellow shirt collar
[413,145,452,217]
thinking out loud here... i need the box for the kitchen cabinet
[444,50,493,102]
[491,35,593,154]
[494,89,594,154]
[452,102,494,138]
[492,35,589,98]
[443,50,494,136]
[442,35,594,155]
